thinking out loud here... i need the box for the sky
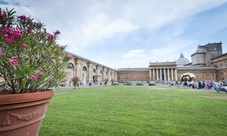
[1,0,227,69]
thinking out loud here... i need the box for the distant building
[65,42,227,85]
[176,52,190,67]
[191,42,222,66]
[117,42,227,82]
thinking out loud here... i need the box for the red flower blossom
[22,44,28,48]
[40,72,44,75]
[0,12,7,20]
[18,15,28,21]
[68,54,73,59]
[55,30,60,35]
[47,33,56,40]
[0,51,4,56]
[8,58,19,67]
[31,74,39,81]
[27,28,32,34]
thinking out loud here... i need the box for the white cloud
[71,15,139,48]
[122,49,146,59]
[150,40,194,57]
[2,0,227,68]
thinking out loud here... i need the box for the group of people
[180,80,227,92]
[166,80,227,92]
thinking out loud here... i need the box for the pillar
[167,68,170,81]
[164,68,166,81]
[149,69,151,81]
[171,68,174,81]
[175,68,178,81]
[153,69,155,80]
[156,68,159,80]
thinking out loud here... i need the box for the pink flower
[55,30,60,35]
[47,33,56,40]
[5,37,14,44]
[27,28,32,34]
[0,51,4,56]
[68,54,73,59]
[0,12,7,20]
[31,74,39,81]
[8,58,19,67]
[22,44,28,48]
[40,72,44,76]
[13,30,23,40]
[36,40,40,44]
[2,28,23,43]
[18,15,28,21]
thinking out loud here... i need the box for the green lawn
[39,84,227,136]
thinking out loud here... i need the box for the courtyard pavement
[54,83,224,94]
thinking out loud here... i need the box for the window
[93,68,96,73]
[67,62,74,69]
[83,66,87,71]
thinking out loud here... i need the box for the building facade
[117,42,227,82]
[65,52,117,86]
[66,42,227,85]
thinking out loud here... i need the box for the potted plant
[71,76,80,89]
[0,8,72,135]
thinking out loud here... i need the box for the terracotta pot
[73,82,78,89]
[0,90,54,136]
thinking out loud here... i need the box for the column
[171,68,174,81]
[200,73,203,81]
[156,69,159,80]
[175,68,178,81]
[153,69,155,80]
[164,68,166,81]
[160,68,162,81]
[214,73,216,81]
[167,68,170,81]
[149,69,151,81]
[211,73,213,81]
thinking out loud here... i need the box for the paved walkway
[54,83,225,94]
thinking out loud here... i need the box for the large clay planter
[73,82,78,89]
[0,90,54,136]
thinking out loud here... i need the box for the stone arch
[219,72,224,81]
[93,68,96,73]
[82,66,87,71]
[67,62,74,69]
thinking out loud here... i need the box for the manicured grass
[39,84,227,136]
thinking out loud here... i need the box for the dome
[176,52,190,67]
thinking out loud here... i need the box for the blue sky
[1,0,227,69]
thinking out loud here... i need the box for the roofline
[211,52,227,60]
[65,51,116,71]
